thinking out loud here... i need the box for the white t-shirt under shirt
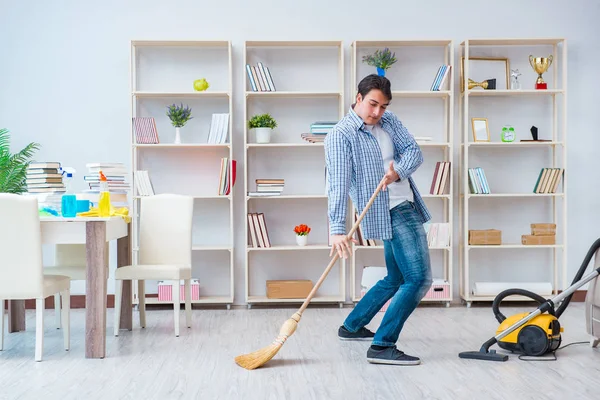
[366,123,414,209]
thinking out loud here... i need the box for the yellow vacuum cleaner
[459,238,600,362]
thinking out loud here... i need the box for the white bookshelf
[130,40,234,309]
[243,40,345,308]
[349,40,455,307]
[458,38,567,307]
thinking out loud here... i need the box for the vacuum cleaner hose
[554,237,600,318]
[492,289,555,323]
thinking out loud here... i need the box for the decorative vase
[174,127,181,144]
[296,235,308,246]
[255,127,271,144]
[377,67,385,77]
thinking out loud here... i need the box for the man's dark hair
[357,74,392,102]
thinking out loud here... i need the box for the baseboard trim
[6,291,588,310]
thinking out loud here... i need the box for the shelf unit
[243,40,345,308]
[130,40,234,309]
[349,40,455,307]
[458,38,567,307]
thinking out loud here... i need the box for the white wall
[1,0,599,303]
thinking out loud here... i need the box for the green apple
[193,78,209,91]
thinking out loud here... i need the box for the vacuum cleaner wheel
[517,325,549,356]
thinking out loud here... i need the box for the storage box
[522,234,555,245]
[424,280,450,300]
[531,223,556,236]
[157,279,200,302]
[469,229,502,245]
[266,280,313,299]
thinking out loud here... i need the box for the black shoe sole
[338,336,374,341]
[366,357,421,365]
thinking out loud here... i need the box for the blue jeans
[343,201,433,347]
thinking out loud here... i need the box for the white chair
[0,194,70,361]
[43,244,86,328]
[113,194,194,337]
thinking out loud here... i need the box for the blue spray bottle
[61,167,77,217]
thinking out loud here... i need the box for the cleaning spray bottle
[61,167,77,217]
[98,170,112,217]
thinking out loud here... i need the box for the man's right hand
[329,234,358,259]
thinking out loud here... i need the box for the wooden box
[266,280,313,299]
[522,234,556,245]
[531,223,556,236]
[468,229,502,245]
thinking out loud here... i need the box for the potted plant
[0,128,40,194]
[248,113,277,144]
[362,48,397,77]
[294,224,311,246]
[166,103,193,144]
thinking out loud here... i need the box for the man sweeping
[325,74,433,365]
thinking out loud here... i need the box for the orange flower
[294,224,311,236]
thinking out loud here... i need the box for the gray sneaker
[366,346,421,365]
[338,325,375,341]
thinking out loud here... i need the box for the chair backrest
[138,194,194,266]
[0,193,44,298]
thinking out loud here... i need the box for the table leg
[85,221,108,359]
[117,224,132,331]
[8,300,25,332]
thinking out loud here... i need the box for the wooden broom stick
[235,177,386,370]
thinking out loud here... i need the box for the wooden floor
[1,302,600,399]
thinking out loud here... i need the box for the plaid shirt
[325,107,431,240]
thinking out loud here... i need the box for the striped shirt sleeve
[325,127,352,235]
[389,113,423,180]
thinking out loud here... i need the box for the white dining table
[8,216,132,359]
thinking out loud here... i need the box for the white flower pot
[255,127,272,144]
[296,235,308,246]
[174,127,181,144]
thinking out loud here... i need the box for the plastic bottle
[61,170,77,217]
[98,170,112,217]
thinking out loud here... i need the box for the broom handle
[297,177,386,315]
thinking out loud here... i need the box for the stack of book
[301,121,337,143]
[248,179,284,197]
[424,222,451,247]
[430,161,451,195]
[247,212,271,248]
[245,62,276,92]
[26,161,65,194]
[533,168,563,194]
[134,170,155,196]
[81,163,130,207]
[207,113,230,144]
[468,167,491,194]
[132,117,159,144]
[218,157,237,196]
[25,161,65,213]
[430,65,451,91]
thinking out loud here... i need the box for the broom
[235,177,386,370]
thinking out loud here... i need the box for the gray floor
[1,303,599,399]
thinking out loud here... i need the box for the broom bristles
[235,312,301,370]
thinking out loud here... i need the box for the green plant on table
[0,128,40,194]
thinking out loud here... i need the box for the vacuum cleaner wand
[459,263,600,362]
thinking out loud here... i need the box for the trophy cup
[529,55,553,90]
[468,78,496,90]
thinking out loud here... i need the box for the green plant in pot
[166,103,193,144]
[0,128,40,194]
[248,113,277,144]
[362,48,397,77]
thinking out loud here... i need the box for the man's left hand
[382,161,399,191]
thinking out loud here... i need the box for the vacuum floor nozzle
[458,350,508,362]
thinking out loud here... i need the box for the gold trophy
[468,78,496,90]
[529,55,553,90]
